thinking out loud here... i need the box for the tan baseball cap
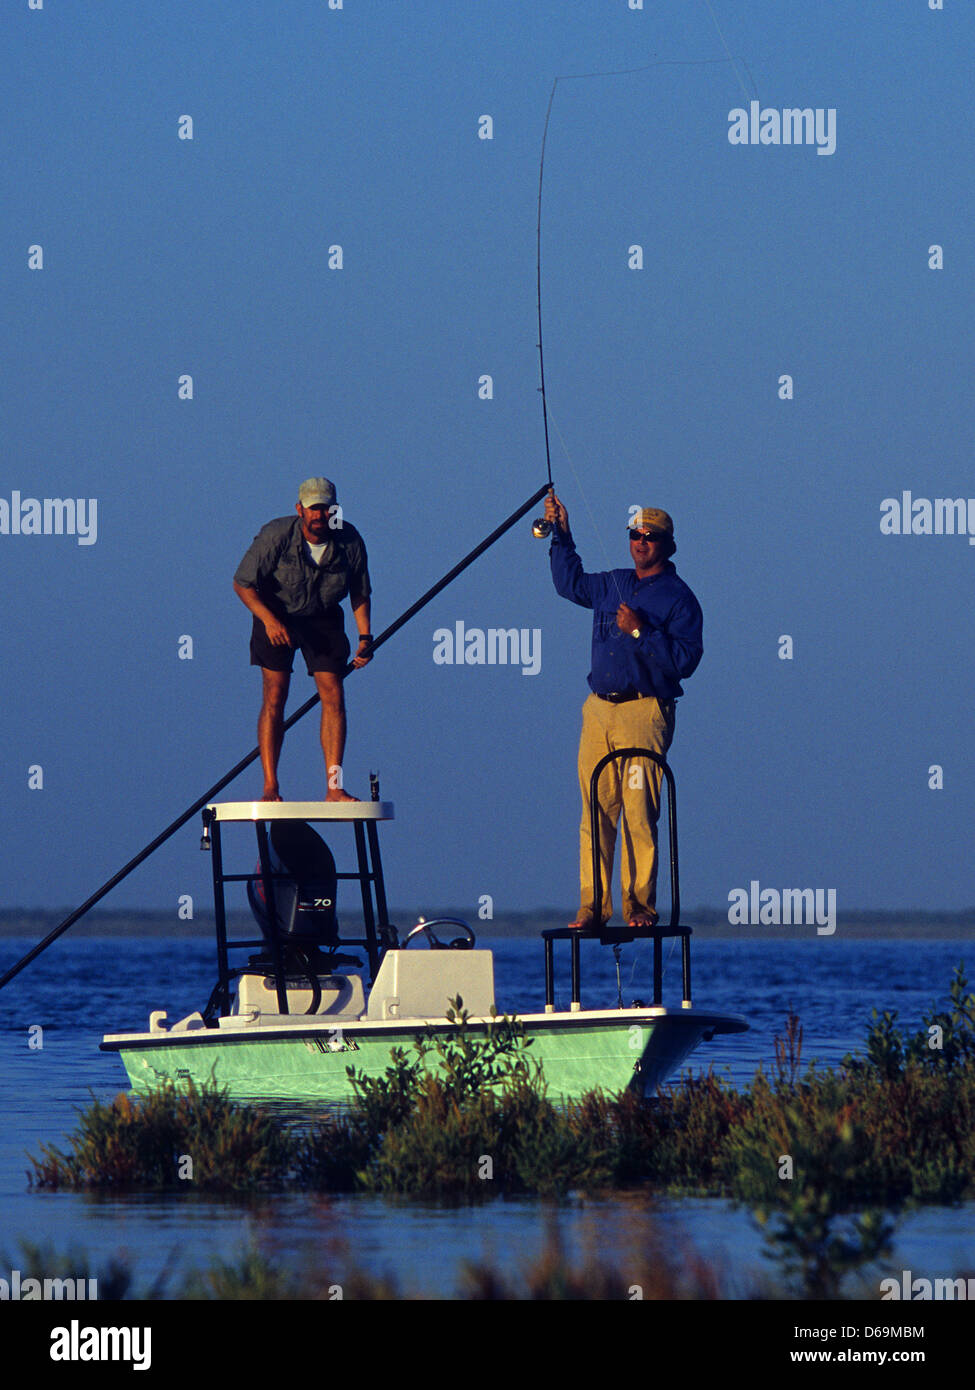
[298,477,336,507]
[628,507,674,537]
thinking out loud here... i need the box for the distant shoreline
[1,908,974,940]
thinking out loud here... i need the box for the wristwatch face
[631,627,641,639]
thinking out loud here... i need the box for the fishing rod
[0,481,550,992]
[528,49,758,545]
[530,79,557,542]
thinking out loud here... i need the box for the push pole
[0,482,552,991]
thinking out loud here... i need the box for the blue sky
[2,0,973,924]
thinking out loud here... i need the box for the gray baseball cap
[298,477,336,507]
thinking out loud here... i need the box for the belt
[596,690,649,704]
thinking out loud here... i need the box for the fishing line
[534,50,758,563]
[700,0,756,106]
[627,932,679,990]
[544,320,667,627]
[546,399,628,609]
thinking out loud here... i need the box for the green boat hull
[103,1009,746,1103]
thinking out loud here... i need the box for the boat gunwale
[100,1006,749,1051]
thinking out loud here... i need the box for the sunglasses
[629,529,665,543]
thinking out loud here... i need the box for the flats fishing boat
[100,753,746,1101]
[0,490,747,1098]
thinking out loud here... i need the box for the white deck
[207,800,394,822]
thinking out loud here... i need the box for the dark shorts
[249,611,351,676]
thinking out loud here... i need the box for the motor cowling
[247,820,339,949]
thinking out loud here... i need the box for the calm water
[1,933,973,1298]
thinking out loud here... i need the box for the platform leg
[210,821,231,1017]
[256,821,290,1014]
[354,821,380,983]
[364,820,386,980]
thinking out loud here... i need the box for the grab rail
[542,748,691,1011]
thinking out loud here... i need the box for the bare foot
[325,789,360,804]
[261,787,283,801]
[568,911,597,931]
[627,911,658,929]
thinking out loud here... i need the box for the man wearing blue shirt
[544,493,703,930]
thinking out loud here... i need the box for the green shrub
[334,1000,616,1197]
[843,962,975,1078]
[29,1080,297,1191]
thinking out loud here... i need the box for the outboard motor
[247,820,340,951]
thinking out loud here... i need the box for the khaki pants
[577,691,676,923]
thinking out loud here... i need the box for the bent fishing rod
[530,79,557,542]
[0,482,550,991]
[528,50,758,543]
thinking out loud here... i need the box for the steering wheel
[402,916,476,950]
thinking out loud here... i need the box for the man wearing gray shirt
[233,477,372,802]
